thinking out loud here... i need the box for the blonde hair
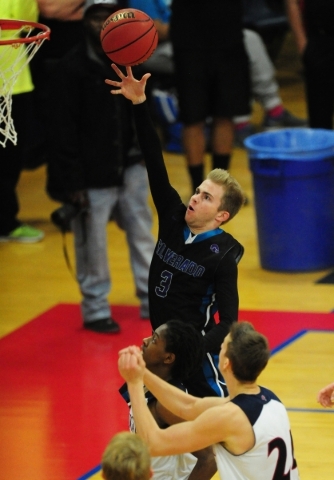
[102,432,151,480]
[207,169,245,223]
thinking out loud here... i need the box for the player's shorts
[173,44,251,125]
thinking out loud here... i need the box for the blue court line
[271,328,334,356]
[270,330,307,355]
[77,464,101,480]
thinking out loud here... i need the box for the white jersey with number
[214,386,300,480]
[123,381,197,480]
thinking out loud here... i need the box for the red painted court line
[0,305,333,479]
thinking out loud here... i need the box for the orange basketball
[100,8,158,67]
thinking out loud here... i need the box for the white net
[0,21,49,148]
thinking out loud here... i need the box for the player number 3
[155,270,173,298]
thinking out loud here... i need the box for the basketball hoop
[0,19,50,147]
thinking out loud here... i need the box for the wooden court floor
[1,33,334,479]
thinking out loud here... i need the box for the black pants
[0,93,33,234]
[303,34,334,129]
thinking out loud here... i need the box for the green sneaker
[0,224,44,243]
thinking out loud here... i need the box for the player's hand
[105,64,150,104]
[119,345,143,356]
[317,382,334,408]
[118,345,145,383]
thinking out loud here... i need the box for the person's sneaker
[234,123,257,148]
[0,224,44,243]
[83,318,120,334]
[262,110,308,130]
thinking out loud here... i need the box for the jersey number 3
[155,270,173,298]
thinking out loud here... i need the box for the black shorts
[173,45,251,125]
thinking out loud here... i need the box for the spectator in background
[242,0,289,62]
[46,0,155,333]
[33,0,85,79]
[168,0,251,192]
[0,0,45,243]
[101,431,152,480]
[285,0,334,129]
[131,0,306,156]
[234,28,307,147]
[27,0,86,170]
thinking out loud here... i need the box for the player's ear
[164,352,175,365]
[221,356,230,371]
[216,209,230,224]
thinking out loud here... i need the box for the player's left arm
[131,390,254,458]
[154,401,217,480]
[143,368,226,421]
[129,381,235,456]
[203,252,239,353]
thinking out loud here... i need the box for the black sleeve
[203,252,239,352]
[132,102,182,215]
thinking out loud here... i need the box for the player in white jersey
[214,387,298,479]
[118,321,300,480]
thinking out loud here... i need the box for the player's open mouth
[188,205,194,211]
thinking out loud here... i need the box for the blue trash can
[244,128,334,272]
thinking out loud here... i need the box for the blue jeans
[71,164,155,323]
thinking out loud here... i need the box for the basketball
[100,9,158,67]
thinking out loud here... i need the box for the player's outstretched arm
[143,368,226,421]
[118,348,251,458]
[317,382,334,408]
[105,64,151,104]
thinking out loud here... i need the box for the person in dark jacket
[285,0,334,129]
[46,0,155,333]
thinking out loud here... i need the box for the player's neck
[147,365,172,383]
[188,224,220,235]
[229,382,260,399]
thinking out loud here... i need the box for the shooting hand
[105,64,150,104]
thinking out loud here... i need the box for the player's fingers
[105,78,122,87]
[119,345,138,355]
[128,345,141,355]
[119,347,130,355]
[141,73,151,83]
[111,63,124,77]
